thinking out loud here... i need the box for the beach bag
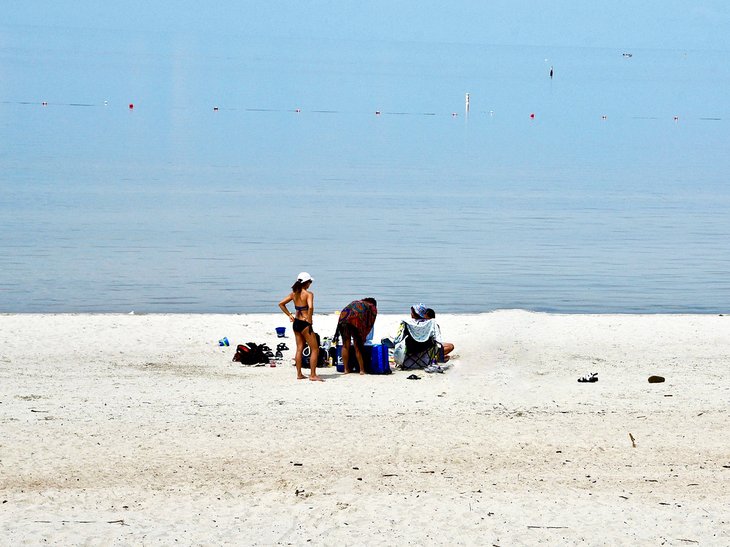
[302,333,327,368]
[393,339,406,367]
[233,343,268,365]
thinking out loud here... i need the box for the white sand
[1,311,728,545]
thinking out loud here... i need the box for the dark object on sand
[577,372,598,383]
[233,343,270,365]
[407,374,421,380]
[648,375,665,383]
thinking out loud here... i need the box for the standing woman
[278,272,322,382]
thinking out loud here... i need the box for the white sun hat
[296,272,314,283]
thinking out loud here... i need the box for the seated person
[393,303,454,367]
[423,308,454,362]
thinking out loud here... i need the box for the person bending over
[336,298,378,375]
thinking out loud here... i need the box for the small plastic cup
[275,327,286,338]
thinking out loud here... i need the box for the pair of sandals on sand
[258,343,290,363]
[275,342,289,360]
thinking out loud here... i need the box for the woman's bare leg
[342,336,352,374]
[353,342,366,375]
[442,342,454,362]
[294,331,306,379]
[303,328,322,381]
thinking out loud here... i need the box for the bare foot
[343,369,351,374]
[309,375,324,382]
[297,375,306,380]
[359,370,366,375]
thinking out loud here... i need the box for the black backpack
[232,343,269,365]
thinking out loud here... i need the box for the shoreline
[1,308,727,316]
[1,311,728,543]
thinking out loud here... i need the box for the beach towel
[396,318,443,346]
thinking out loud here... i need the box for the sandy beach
[1,311,728,545]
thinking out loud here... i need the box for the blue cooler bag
[336,344,391,374]
[368,344,391,374]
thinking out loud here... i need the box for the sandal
[277,343,289,351]
[577,372,598,383]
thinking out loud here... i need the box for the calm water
[1,26,730,313]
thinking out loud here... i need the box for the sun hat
[412,303,427,318]
[296,272,314,283]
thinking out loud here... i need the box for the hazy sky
[5,1,730,51]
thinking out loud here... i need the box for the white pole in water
[465,92,470,115]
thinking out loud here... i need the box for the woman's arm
[278,294,295,322]
[307,291,314,324]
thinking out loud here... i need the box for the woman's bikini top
[295,304,309,312]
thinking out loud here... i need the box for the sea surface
[2,25,730,313]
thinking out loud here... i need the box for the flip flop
[407,374,421,380]
[277,343,290,351]
[577,372,598,383]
